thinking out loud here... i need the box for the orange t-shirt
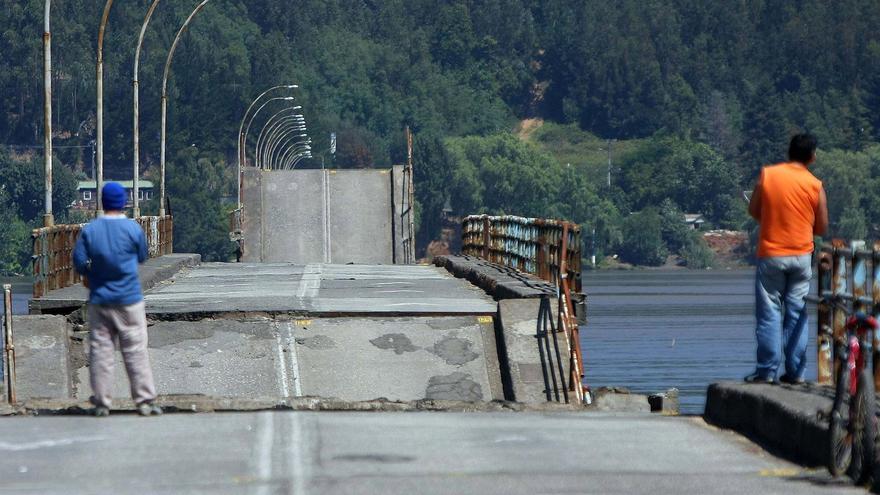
[757,162,822,258]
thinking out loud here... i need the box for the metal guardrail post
[3,284,15,404]
[816,249,833,385]
[831,239,848,383]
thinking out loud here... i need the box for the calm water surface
[580,269,817,415]
[0,277,32,315]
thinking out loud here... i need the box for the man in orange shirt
[746,134,829,384]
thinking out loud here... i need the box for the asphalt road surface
[0,412,866,494]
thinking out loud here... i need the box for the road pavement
[0,412,865,494]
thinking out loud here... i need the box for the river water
[580,269,818,415]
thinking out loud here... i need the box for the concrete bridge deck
[0,411,860,495]
[143,263,496,317]
[64,263,503,404]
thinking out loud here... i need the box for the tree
[163,148,234,262]
[619,208,667,266]
[0,189,31,275]
[0,148,78,223]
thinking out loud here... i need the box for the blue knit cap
[102,182,127,211]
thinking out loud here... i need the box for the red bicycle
[826,298,879,483]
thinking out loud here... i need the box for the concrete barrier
[11,315,71,400]
[704,382,830,467]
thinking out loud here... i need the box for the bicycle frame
[841,319,875,396]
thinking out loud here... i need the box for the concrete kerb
[704,381,831,467]
[6,395,587,417]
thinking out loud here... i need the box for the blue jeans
[754,254,812,380]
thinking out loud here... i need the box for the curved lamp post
[251,108,300,169]
[263,124,307,170]
[264,129,309,170]
[236,85,297,207]
[253,108,302,168]
[278,142,313,170]
[273,138,312,171]
[132,0,160,217]
[285,151,313,171]
[256,113,305,168]
[42,0,53,226]
[160,0,210,216]
[241,96,295,169]
[260,123,306,170]
[96,0,115,215]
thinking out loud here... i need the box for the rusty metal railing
[462,215,582,292]
[814,240,880,387]
[135,215,174,258]
[462,214,586,404]
[31,215,173,298]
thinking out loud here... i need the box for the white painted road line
[297,264,322,299]
[275,328,290,398]
[255,412,274,495]
[285,322,303,397]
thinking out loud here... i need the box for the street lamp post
[257,116,305,169]
[278,142,312,170]
[253,108,303,168]
[285,151,313,170]
[260,123,306,169]
[132,0,161,218]
[42,0,53,227]
[266,132,309,170]
[264,127,307,170]
[236,85,297,207]
[160,0,210,217]
[96,0,115,216]
[241,96,295,169]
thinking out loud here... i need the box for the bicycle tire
[829,356,852,477]
[851,368,877,484]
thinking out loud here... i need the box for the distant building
[73,180,154,210]
[684,213,705,230]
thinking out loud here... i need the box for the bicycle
[821,295,879,483]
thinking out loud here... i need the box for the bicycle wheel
[828,357,852,477]
[850,368,877,484]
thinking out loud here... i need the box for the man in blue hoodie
[73,182,161,417]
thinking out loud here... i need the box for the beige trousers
[88,301,157,407]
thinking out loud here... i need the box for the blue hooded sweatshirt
[73,215,148,305]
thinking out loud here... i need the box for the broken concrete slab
[29,253,200,314]
[144,263,496,317]
[70,315,503,404]
[434,255,556,299]
[73,319,284,401]
[292,316,503,402]
[496,298,572,404]
[11,315,71,400]
[589,388,651,413]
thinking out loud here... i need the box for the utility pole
[42,0,53,227]
[606,138,615,189]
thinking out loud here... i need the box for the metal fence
[31,215,173,298]
[461,214,586,404]
[462,215,582,292]
[814,240,880,387]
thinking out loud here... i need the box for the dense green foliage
[2,1,879,269]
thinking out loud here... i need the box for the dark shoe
[744,372,775,384]
[779,374,805,385]
[137,402,163,417]
[92,406,110,417]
